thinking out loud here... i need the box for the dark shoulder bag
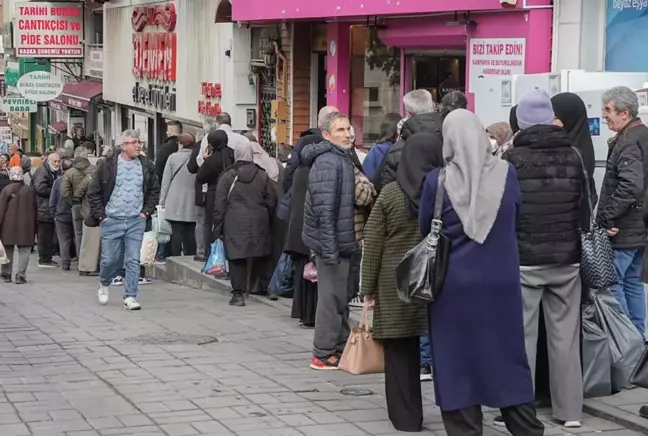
[396,168,451,304]
[571,146,618,290]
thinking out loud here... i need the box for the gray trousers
[521,264,583,422]
[71,205,83,258]
[313,256,353,359]
[78,224,100,273]
[55,219,75,267]
[195,205,207,257]
[1,246,31,277]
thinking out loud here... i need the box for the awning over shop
[48,122,67,134]
[60,80,102,112]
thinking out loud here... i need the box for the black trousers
[383,337,423,432]
[168,221,197,257]
[441,403,544,436]
[229,257,271,294]
[37,221,56,263]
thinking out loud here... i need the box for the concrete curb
[149,257,362,325]
[583,399,648,435]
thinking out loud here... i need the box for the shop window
[350,26,400,148]
[90,11,103,45]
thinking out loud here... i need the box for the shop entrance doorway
[407,50,466,104]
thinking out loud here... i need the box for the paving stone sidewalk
[0,259,639,436]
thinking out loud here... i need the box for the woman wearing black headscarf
[361,132,443,432]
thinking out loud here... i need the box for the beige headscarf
[250,142,279,182]
[442,109,509,244]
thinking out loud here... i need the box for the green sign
[4,58,51,87]
[1,97,37,113]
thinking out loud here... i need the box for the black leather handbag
[396,169,450,304]
[571,146,618,290]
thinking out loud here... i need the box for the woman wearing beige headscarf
[417,109,543,435]
[486,122,514,158]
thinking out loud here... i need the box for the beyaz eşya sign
[13,2,84,58]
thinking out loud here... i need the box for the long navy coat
[418,165,534,411]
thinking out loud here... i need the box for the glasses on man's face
[122,140,140,146]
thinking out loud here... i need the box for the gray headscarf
[442,109,509,244]
[250,142,279,182]
[234,142,254,163]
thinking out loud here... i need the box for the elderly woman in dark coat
[361,132,443,432]
[418,109,543,436]
[213,142,278,307]
[0,167,37,284]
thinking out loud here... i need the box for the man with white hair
[277,105,338,221]
[32,152,62,267]
[372,89,443,193]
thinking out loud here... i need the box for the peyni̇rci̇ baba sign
[13,2,84,58]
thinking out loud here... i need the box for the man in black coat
[32,152,61,267]
[155,120,183,182]
[599,86,648,336]
[277,106,337,221]
[372,89,443,193]
[301,111,358,371]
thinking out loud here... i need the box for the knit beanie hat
[516,90,555,130]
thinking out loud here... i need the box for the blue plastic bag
[269,253,294,297]
[202,240,229,277]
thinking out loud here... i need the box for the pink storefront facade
[232,0,553,145]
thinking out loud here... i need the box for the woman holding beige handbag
[359,132,443,433]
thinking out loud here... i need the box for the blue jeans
[610,247,646,335]
[420,335,431,366]
[100,216,145,299]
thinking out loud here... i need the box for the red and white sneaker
[310,355,340,370]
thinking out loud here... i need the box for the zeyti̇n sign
[132,2,177,82]
[13,2,84,58]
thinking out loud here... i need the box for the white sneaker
[564,421,581,428]
[97,285,109,305]
[111,276,123,286]
[138,277,152,285]
[349,296,364,308]
[123,297,141,310]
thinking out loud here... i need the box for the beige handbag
[339,306,384,375]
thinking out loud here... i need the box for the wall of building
[103,0,257,130]
[553,0,605,71]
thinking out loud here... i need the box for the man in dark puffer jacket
[503,90,584,427]
[301,111,358,371]
[598,86,648,336]
[372,89,443,193]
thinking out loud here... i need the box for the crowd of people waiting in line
[0,83,647,435]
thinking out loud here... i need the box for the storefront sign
[468,38,526,92]
[605,0,648,71]
[87,46,103,79]
[13,2,84,58]
[132,82,176,112]
[197,82,222,116]
[0,127,11,155]
[16,71,64,101]
[1,97,37,112]
[48,99,65,112]
[62,94,90,111]
[0,78,6,98]
[132,3,177,81]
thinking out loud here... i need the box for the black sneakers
[229,292,245,307]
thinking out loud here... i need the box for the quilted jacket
[302,141,359,264]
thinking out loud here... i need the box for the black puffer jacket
[597,120,648,249]
[213,161,277,260]
[32,162,60,222]
[373,112,443,193]
[302,141,359,263]
[504,125,584,266]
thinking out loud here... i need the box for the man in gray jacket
[302,112,359,371]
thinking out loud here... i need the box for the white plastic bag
[153,205,172,244]
[0,240,9,265]
[140,231,158,266]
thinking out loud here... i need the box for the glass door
[406,50,466,103]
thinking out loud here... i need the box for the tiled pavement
[0,259,641,436]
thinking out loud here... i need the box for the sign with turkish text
[468,38,526,92]
[1,97,37,112]
[48,99,65,112]
[132,2,177,82]
[132,82,176,112]
[605,0,648,71]
[86,46,103,79]
[13,2,84,58]
[0,127,10,155]
[198,82,222,116]
[16,71,64,102]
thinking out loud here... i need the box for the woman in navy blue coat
[418,109,544,435]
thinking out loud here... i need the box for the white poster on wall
[469,38,526,93]
[0,127,11,155]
